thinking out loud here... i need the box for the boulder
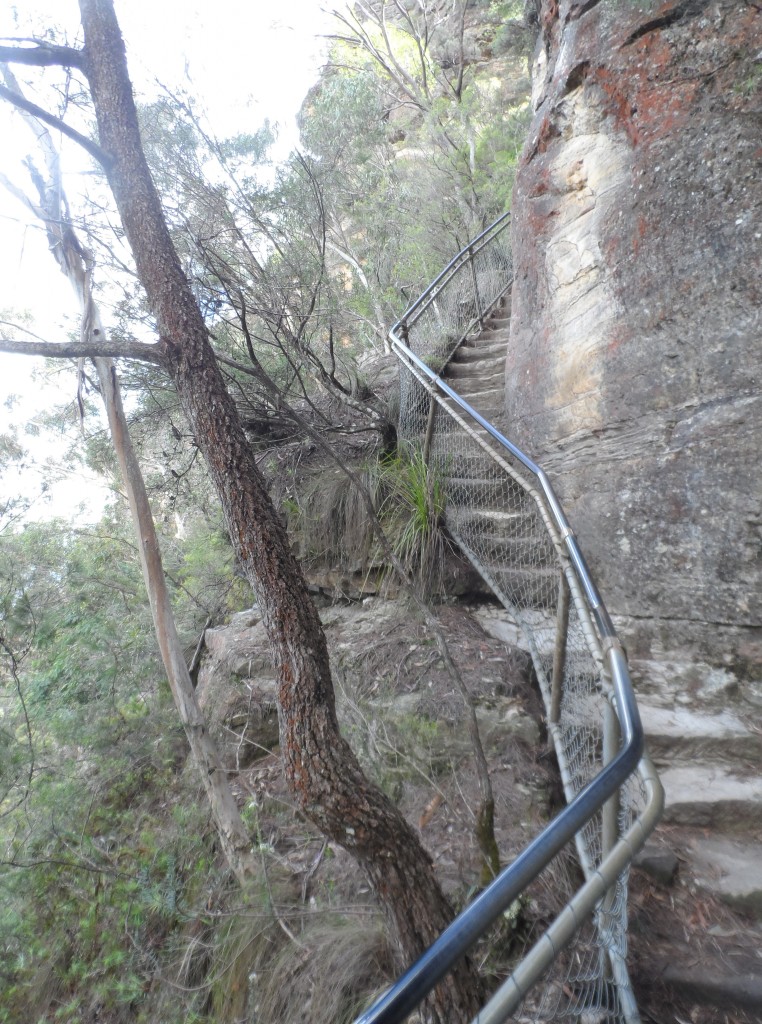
[196,609,280,770]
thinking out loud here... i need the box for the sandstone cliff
[509,0,761,706]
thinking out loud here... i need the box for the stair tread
[442,384,504,398]
[438,407,505,425]
[445,374,504,388]
[451,356,506,371]
[447,357,505,374]
[661,763,762,791]
[660,764,762,827]
[448,523,549,544]
[682,834,762,918]
[452,342,505,358]
[641,703,762,768]
[448,381,505,397]
[449,507,533,522]
[641,703,755,742]
[455,337,508,349]
[659,961,762,1011]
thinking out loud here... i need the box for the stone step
[436,446,516,480]
[659,764,762,829]
[439,389,504,418]
[438,382,502,406]
[626,655,747,705]
[632,827,762,1019]
[438,402,505,428]
[459,336,509,356]
[446,505,538,539]
[449,527,555,568]
[446,356,505,378]
[684,834,762,919]
[447,373,506,395]
[660,962,762,1014]
[490,564,560,610]
[437,380,495,403]
[451,341,507,363]
[442,477,523,508]
[641,703,762,766]
[465,325,511,342]
[449,375,505,394]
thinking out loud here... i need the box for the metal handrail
[352,224,663,1024]
[400,212,511,329]
[476,759,663,1023]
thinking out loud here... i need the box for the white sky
[0,0,340,522]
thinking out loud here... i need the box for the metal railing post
[422,392,437,464]
[550,572,571,734]
[602,698,622,859]
[467,244,484,329]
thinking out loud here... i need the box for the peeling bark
[96,355,258,888]
[0,69,258,889]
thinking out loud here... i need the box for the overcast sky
[0,0,340,520]
[1,0,339,325]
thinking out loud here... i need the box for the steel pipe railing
[352,220,662,1024]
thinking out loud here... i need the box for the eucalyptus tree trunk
[0,69,258,889]
[73,0,482,1017]
[94,356,258,889]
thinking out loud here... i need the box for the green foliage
[0,510,248,1024]
[734,60,762,96]
[0,5,534,1021]
[0,760,220,1024]
[376,446,448,593]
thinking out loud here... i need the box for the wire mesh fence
[387,215,661,1024]
[398,214,513,441]
[398,362,654,1024]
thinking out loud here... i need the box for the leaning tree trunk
[77,0,483,1018]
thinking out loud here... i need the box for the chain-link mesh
[398,214,512,437]
[391,218,655,1023]
[401,371,650,1023]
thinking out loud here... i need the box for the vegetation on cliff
[0,3,535,1022]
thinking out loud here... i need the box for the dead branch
[0,80,112,168]
[0,335,165,364]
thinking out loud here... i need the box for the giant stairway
[355,213,761,1024]
[435,276,762,1022]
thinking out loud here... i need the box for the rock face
[196,609,280,770]
[506,6,762,1014]
[508,0,761,706]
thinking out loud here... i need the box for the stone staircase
[438,297,561,614]
[437,299,762,1020]
[631,684,762,1016]
[440,296,512,429]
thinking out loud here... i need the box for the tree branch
[0,42,85,70]
[0,81,112,169]
[0,336,165,364]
